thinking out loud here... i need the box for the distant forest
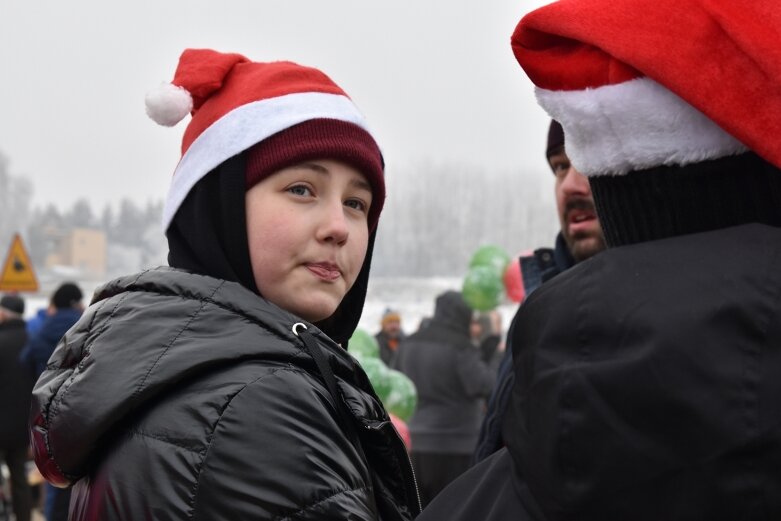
[0,151,166,277]
[0,151,558,278]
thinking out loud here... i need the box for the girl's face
[246,159,372,322]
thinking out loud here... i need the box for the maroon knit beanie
[245,118,385,231]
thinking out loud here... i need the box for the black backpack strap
[294,324,363,451]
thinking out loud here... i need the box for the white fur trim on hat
[145,83,194,127]
[162,91,371,230]
[536,77,748,177]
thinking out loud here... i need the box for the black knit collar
[589,152,781,247]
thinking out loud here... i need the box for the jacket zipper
[364,421,422,515]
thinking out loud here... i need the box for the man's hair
[546,120,565,160]
[52,282,83,310]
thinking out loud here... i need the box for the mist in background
[0,0,557,281]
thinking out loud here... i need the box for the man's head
[0,294,24,322]
[547,120,605,262]
[380,308,402,338]
[515,3,781,247]
[52,282,83,311]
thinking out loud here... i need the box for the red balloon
[389,413,411,450]
[503,256,525,303]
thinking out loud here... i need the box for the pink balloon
[504,256,525,303]
[390,413,411,449]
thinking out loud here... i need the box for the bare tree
[0,150,34,256]
[373,161,557,277]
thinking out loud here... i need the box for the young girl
[30,49,420,521]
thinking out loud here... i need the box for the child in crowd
[30,49,419,521]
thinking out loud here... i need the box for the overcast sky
[0,0,552,212]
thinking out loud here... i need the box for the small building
[45,228,107,276]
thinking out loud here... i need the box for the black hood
[167,152,375,346]
[430,290,472,337]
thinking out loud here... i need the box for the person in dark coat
[19,282,83,521]
[417,0,781,519]
[473,120,605,464]
[30,49,419,521]
[395,290,495,507]
[0,295,32,521]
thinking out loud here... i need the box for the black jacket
[395,291,495,454]
[418,223,781,520]
[31,268,419,521]
[0,317,32,448]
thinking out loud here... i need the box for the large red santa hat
[145,49,384,231]
[511,0,781,177]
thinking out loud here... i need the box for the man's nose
[561,166,591,196]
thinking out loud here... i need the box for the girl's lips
[306,263,341,281]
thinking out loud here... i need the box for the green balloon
[462,265,504,311]
[384,370,418,421]
[358,357,393,401]
[348,328,380,359]
[469,245,511,276]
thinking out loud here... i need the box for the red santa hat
[511,0,781,177]
[145,49,384,231]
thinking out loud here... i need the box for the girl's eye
[345,199,368,213]
[287,185,312,197]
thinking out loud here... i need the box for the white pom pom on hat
[145,83,193,127]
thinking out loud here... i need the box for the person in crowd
[19,283,83,380]
[375,307,405,365]
[470,310,503,369]
[20,283,83,521]
[418,0,781,519]
[395,290,496,507]
[29,49,419,521]
[25,306,49,337]
[473,120,606,463]
[0,295,33,521]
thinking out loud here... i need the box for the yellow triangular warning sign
[0,233,39,292]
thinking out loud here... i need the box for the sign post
[0,233,39,292]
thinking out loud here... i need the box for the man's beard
[563,198,605,262]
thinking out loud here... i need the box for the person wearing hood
[395,290,496,507]
[29,49,419,521]
[416,0,781,519]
